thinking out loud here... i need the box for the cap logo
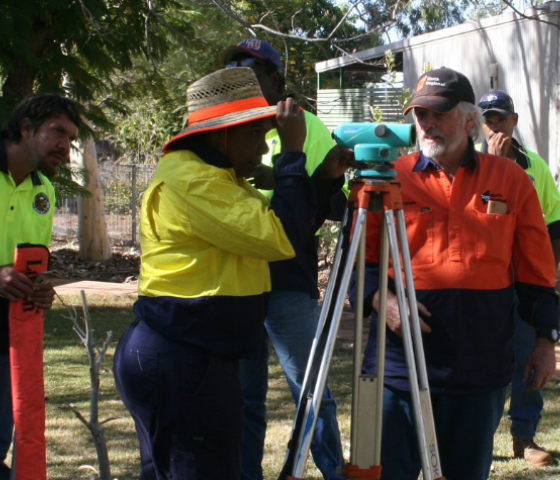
[416,75,428,91]
[240,39,262,51]
[424,76,446,87]
[33,192,50,214]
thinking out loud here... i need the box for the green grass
[41,294,560,479]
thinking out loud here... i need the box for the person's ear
[512,113,519,127]
[20,118,33,139]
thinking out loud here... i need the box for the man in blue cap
[479,89,560,467]
[222,39,346,480]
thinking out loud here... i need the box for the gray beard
[421,142,446,159]
[419,127,465,161]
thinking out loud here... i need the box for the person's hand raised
[276,98,306,153]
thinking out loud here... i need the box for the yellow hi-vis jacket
[135,146,315,357]
[138,150,295,299]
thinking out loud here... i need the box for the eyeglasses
[225,58,267,69]
[478,99,514,113]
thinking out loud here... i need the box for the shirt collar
[0,134,43,186]
[164,136,233,170]
[412,138,477,172]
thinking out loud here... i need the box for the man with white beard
[349,68,559,480]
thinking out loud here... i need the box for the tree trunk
[73,134,111,261]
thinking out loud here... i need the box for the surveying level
[278,123,445,480]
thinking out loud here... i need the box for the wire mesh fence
[53,164,156,247]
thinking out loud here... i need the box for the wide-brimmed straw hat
[163,67,277,152]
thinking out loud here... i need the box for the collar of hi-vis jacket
[412,137,477,173]
[481,137,530,170]
[0,132,44,186]
[164,136,234,170]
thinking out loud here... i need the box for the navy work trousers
[114,318,243,479]
[380,384,507,480]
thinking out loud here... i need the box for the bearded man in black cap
[349,68,559,480]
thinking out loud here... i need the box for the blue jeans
[508,305,542,439]
[380,385,506,480]
[0,354,12,480]
[239,289,345,480]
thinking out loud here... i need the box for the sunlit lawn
[42,293,560,479]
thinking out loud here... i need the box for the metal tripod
[278,176,445,480]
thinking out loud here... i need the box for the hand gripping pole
[279,178,444,480]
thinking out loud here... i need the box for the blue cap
[222,39,282,73]
[478,90,515,116]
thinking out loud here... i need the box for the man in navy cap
[479,90,560,467]
[222,39,347,480]
[350,68,559,479]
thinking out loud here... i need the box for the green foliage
[102,176,150,215]
[50,165,92,207]
[0,0,187,126]
[108,97,181,164]
[319,220,341,268]
[370,105,383,122]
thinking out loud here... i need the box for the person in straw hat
[113,67,354,479]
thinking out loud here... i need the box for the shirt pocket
[404,209,434,265]
[473,209,515,264]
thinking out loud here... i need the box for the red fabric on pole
[9,244,49,480]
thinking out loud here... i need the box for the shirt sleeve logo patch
[33,192,50,214]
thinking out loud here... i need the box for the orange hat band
[188,97,270,125]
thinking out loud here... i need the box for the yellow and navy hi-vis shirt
[257,109,347,298]
[355,148,559,393]
[0,136,55,354]
[479,138,560,240]
[0,138,54,267]
[134,140,316,358]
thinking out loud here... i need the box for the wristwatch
[535,328,560,343]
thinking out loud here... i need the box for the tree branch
[210,0,257,35]
[68,403,91,429]
[145,0,190,84]
[501,0,559,29]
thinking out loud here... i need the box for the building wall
[316,87,404,131]
[401,9,560,177]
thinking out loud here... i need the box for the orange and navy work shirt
[357,146,559,393]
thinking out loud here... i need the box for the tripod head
[333,122,416,178]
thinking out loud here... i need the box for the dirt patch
[49,248,140,284]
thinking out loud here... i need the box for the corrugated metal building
[315,3,560,178]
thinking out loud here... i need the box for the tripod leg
[348,211,387,475]
[395,209,443,479]
[384,211,444,480]
[279,207,366,480]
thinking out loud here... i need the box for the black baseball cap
[478,90,515,116]
[404,67,475,115]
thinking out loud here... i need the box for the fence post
[131,165,137,246]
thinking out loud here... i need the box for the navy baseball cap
[478,90,515,116]
[404,67,475,115]
[222,39,282,73]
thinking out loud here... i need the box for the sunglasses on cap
[225,58,268,69]
[478,99,514,112]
